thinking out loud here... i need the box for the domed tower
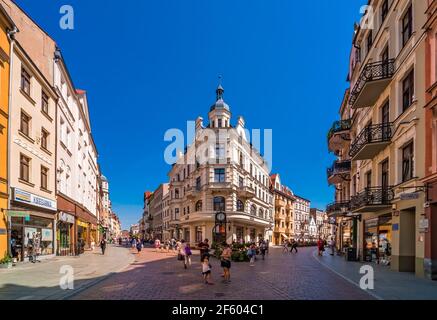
[208,84,231,128]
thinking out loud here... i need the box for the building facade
[166,85,274,245]
[293,195,311,242]
[424,0,437,280]
[8,39,58,261]
[270,174,295,245]
[327,0,428,277]
[0,5,14,258]
[149,183,168,241]
[54,52,100,255]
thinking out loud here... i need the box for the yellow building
[270,174,295,245]
[0,5,16,258]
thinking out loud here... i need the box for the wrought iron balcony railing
[349,59,395,107]
[350,187,394,211]
[349,122,394,159]
[326,201,350,215]
[327,119,352,142]
[327,160,351,179]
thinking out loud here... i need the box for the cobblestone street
[72,246,373,300]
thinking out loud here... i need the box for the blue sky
[14,0,364,229]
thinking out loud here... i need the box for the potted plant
[0,253,13,269]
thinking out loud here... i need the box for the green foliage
[0,253,12,265]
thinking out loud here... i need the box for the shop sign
[392,224,399,231]
[419,219,429,232]
[6,210,30,219]
[0,228,6,235]
[13,188,57,211]
[77,220,89,228]
[400,192,420,200]
[58,212,75,224]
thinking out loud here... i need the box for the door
[382,46,389,77]
[381,101,390,140]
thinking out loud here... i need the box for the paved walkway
[313,250,437,300]
[0,245,134,300]
[73,246,374,300]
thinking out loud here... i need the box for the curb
[311,250,383,301]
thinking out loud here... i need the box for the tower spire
[216,75,224,101]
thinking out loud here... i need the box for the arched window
[259,208,264,219]
[213,197,225,211]
[195,200,203,212]
[237,200,244,212]
[250,204,256,215]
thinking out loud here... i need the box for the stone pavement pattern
[73,247,374,300]
[314,250,437,300]
[0,245,134,300]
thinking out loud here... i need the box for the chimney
[195,116,203,132]
[237,116,245,128]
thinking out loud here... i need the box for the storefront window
[364,218,378,262]
[378,215,392,265]
[11,215,54,261]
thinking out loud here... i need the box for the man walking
[100,238,107,255]
[290,239,298,253]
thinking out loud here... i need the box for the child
[201,257,213,285]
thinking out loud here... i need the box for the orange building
[0,4,15,259]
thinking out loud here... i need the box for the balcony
[327,119,352,153]
[208,182,233,194]
[350,187,394,213]
[349,59,395,108]
[349,123,394,160]
[185,187,200,199]
[326,201,350,216]
[237,185,255,199]
[327,160,351,185]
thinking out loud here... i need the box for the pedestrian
[202,256,214,285]
[154,238,161,252]
[330,237,336,256]
[90,236,95,251]
[132,238,137,249]
[260,240,267,260]
[199,239,210,262]
[220,243,232,283]
[248,243,256,266]
[178,240,189,269]
[317,237,324,256]
[290,239,298,253]
[282,240,289,253]
[100,238,107,255]
[136,239,142,253]
[184,242,192,267]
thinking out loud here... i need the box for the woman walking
[178,240,189,269]
[317,237,325,256]
[260,240,267,260]
[184,242,192,268]
[220,243,232,283]
[248,243,256,266]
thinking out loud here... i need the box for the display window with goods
[10,215,55,261]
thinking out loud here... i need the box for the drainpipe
[6,27,18,259]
